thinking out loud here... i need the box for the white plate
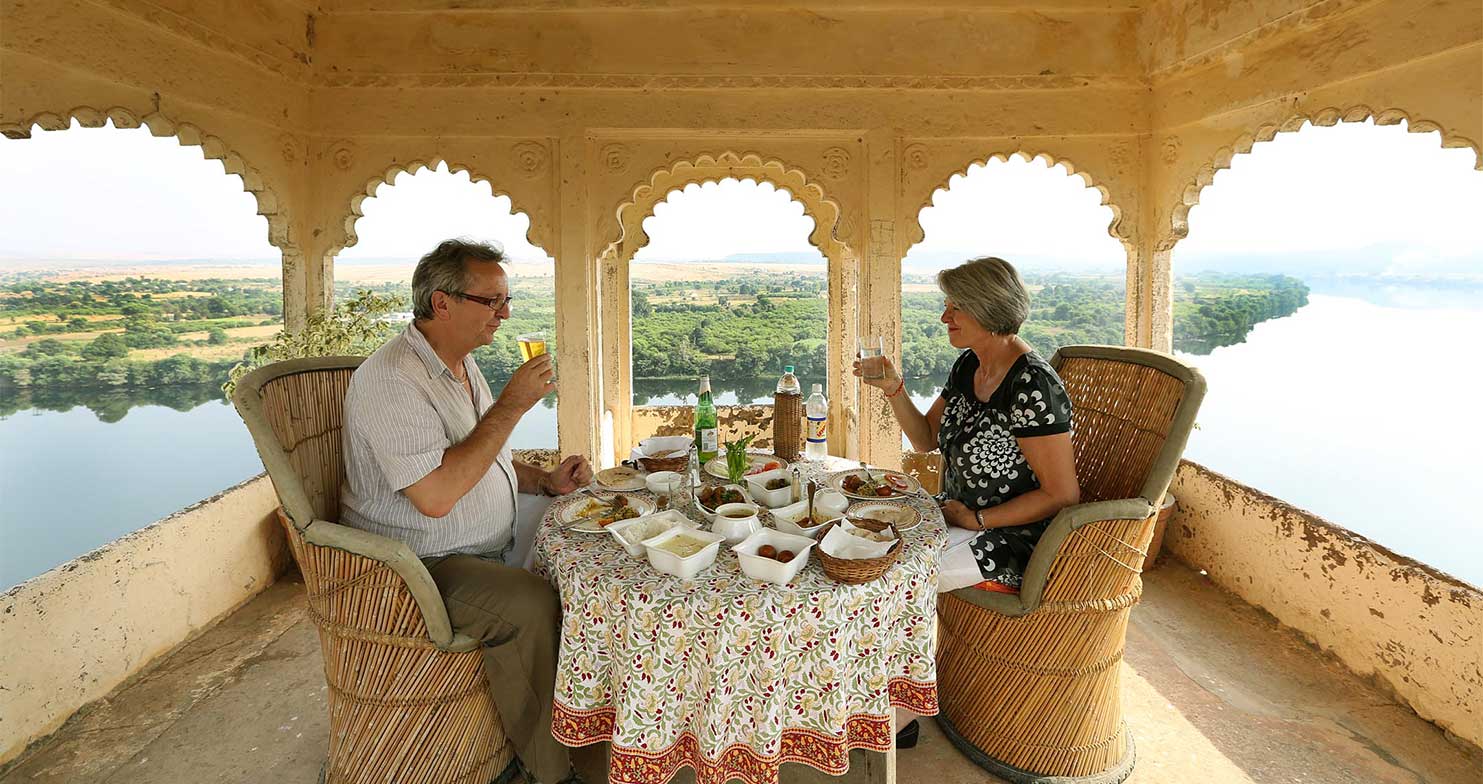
[826,468,923,501]
[558,493,656,533]
[845,501,922,532]
[703,453,789,481]
[594,465,646,492]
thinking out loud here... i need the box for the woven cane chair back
[1034,348,1198,606]
[1052,353,1187,505]
[255,363,357,526]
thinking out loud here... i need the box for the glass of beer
[858,335,886,379]
[517,332,548,362]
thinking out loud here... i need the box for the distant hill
[716,252,825,264]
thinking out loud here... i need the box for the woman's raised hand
[852,354,901,392]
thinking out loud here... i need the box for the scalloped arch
[334,159,552,258]
[905,150,1129,253]
[603,152,851,264]
[1163,105,1483,251]
[0,105,289,250]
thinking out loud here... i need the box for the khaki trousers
[421,554,570,784]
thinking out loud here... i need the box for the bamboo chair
[934,345,1205,784]
[232,356,515,784]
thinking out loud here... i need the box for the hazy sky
[1,120,1478,270]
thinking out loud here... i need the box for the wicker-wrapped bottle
[773,365,803,461]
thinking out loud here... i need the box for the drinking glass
[517,332,548,362]
[858,335,886,380]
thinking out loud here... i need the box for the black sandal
[896,719,920,749]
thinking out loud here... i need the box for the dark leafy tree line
[0,270,1307,401]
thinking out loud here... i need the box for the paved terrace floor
[4,561,1479,784]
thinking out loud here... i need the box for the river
[2,290,1478,588]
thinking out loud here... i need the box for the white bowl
[641,527,726,580]
[645,471,684,497]
[772,501,831,539]
[813,489,849,521]
[696,484,752,522]
[712,502,761,545]
[732,529,817,585]
[769,499,809,525]
[607,509,698,557]
[745,469,795,508]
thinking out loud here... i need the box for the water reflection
[0,384,226,423]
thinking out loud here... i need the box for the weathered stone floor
[3,561,1477,783]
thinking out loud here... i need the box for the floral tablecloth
[533,458,946,784]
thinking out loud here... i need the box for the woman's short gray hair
[936,256,1030,335]
[411,239,506,319]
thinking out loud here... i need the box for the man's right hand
[497,353,556,412]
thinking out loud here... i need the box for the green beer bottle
[695,375,719,464]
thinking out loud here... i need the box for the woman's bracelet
[975,508,986,529]
[885,377,906,398]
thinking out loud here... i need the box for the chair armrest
[1017,498,1156,612]
[301,520,479,652]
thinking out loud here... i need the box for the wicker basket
[815,517,903,584]
[773,392,802,461]
[638,455,689,473]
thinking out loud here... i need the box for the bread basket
[637,454,688,473]
[815,517,903,584]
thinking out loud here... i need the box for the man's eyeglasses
[445,290,512,312]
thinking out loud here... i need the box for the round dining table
[532,456,947,784]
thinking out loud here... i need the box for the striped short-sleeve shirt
[339,323,517,559]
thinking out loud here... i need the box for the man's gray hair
[936,256,1030,335]
[411,239,506,320]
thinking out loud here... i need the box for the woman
[857,257,1080,594]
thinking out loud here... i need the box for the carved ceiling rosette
[327,139,356,172]
[600,143,632,174]
[512,141,549,178]
[821,146,851,180]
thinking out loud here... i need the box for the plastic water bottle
[805,383,828,460]
[776,365,801,395]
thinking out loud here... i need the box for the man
[340,238,591,784]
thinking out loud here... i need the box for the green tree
[206,327,229,345]
[632,289,653,318]
[223,289,406,396]
[82,332,130,360]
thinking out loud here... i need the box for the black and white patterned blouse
[937,349,1074,588]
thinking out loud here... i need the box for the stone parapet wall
[1168,461,1482,749]
[0,474,288,768]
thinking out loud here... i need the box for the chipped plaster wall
[630,405,778,455]
[1168,462,1483,748]
[0,475,288,767]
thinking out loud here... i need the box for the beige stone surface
[1169,461,1483,750]
[0,475,288,767]
[5,562,1479,783]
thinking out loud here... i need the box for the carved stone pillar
[857,130,904,469]
[555,135,604,462]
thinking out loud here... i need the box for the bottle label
[698,428,718,453]
[806,416,826,443]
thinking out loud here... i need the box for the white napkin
[630,435,693,462]
[820,519,896,560]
